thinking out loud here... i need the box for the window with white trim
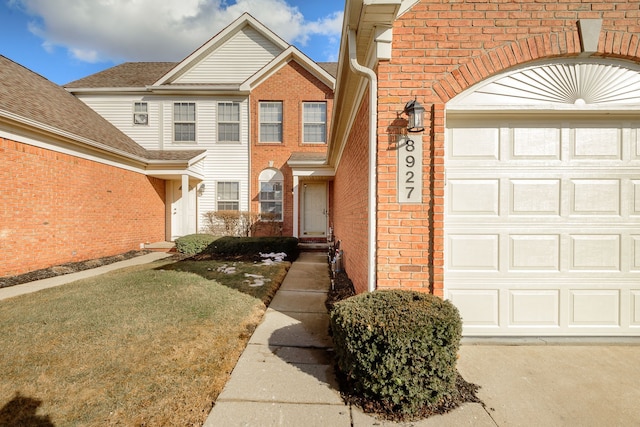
[303,102,327,143]
[259,169,284,221]
[217,102,240,142]
[133,102,148,125]
[259,101,283,143]
[216,182,239,211]
[174,102,196,142]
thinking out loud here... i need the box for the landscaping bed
[0,250,155,288]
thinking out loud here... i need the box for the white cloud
[13,0,343,63]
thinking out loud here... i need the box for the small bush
[329,290,462,418]
[201,211,260,237]
[202,236,299,261]
[175,234,217,256]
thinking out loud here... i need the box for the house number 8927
[397,135,423,203]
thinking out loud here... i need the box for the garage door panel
[633,181,640,214]
[570,235,621,271]
[447,290,499,326]
[570,290,620,326]
[510,179,561,215]
[573,127,621,159]
[633,236,640,271]
[512,127,561,159]
[571,179,620,215]
[632,291,640,325]
[450,127,499,159]
[449,179,499,215]
[510,290,560,326]
[448,234,499,271]
[509,235,560,271]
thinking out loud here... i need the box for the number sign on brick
[397,135,422,203]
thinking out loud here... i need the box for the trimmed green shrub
[175,234,217,256]
[202,236,299,261]
[329,290,462,417]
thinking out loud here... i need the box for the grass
[0,258,290,426]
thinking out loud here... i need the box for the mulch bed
[325,270,484,422]
[0,250,156,289]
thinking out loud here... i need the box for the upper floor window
[259,169,284,221]
[133,102,148,125]
[259,101,283,143]
[303,102,327,143]
[218,102,240,142]
[174,102,196,142]
[217,181,239,211]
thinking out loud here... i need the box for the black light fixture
[404,99,425,132]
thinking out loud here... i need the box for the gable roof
[0,55,203,165]
[65,13,337,93]
[153,13,289,87]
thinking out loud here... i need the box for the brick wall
[378,0,640,295]
[0,138,166,277]
[249,60,333,236]
[347,0,640,294]
[332,94,370,294]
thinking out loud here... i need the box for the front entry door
[302,182,327,237]
[169,180,196,240]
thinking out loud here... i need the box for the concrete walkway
[0,252,172,301]
[205,251,640,427]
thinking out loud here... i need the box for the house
[65,13,336,242]
[4,2,640,338]
[327,0,640,336]
[0,55,205,277]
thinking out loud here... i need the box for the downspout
[347,28,377,293]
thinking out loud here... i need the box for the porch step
[298,241,329,252]
[144,242,176,253]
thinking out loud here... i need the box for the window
[217,182,239,211]
[259,169,284,221]
[259,101,283,142]
[133,102,148,125]
[174,102,196,142]
[303,102,327,143]
[218,102,240,142]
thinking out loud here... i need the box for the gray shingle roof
[317,62,338,78]
[64,62,176,88]
[0,55,203,163]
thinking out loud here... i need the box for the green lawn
[0,258,289,426]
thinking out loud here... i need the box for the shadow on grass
[0,393,54,427]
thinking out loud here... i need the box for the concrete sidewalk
[0,252,173,301]
[205,251,640,427]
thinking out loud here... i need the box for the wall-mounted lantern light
[404,99,425,133]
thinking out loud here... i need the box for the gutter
[347,28,378,293]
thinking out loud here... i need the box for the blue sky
[0,0,345,85]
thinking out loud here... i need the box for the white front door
[169,180,196,240]
[302,182,327,237]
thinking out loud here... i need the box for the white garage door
[444,117,640,336]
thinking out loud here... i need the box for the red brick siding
[249,61,333,236]
[0,138,166,277]
[332,93,370,294]
[363,0,640,295]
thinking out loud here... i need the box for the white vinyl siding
[217,102,240,142]
[175,26,283,84]
[173,102,196,142]
[303,102,327,143]
[259,102,283,143]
